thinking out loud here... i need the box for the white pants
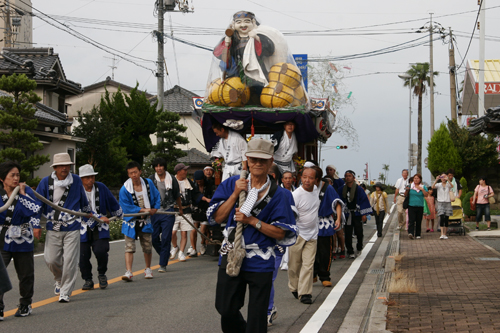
[44,230,80,297]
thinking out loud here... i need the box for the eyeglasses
[247,157,270,164]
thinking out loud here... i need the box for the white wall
[34,139,77,180]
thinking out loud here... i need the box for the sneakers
[476,226,479,231]
[408,234,414,240]
[98,274,108,289]
[82,280,94,290]
[416,236,421,239]
[349,253,356,259]
[158,266,167,273]
[430,229,434,232]
[267,306,278,327]
[145,268,153,279]
[178,251,187,262]
[200,244,207,255]
[439,235,444,239]
[487,228,491,231]
[170,246,179,259]
[58,295,70,303]
[122,270,133,282]
[54,281,61,295]
[322,281,333,287]
[426,229,430,232]
[187,246,198,257]
[443,235,448,239]
[300,294,313,304]
[14,304,32,317]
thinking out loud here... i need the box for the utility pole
[157,1,165,114]
[478,0,486,117]
[429,13,435,137]
[5,0,11,48]
[449,28,457,120]
[104,56,117,80]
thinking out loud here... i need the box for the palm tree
[378,173,386,183]
[400,63,438,175]
[382,164,389,184]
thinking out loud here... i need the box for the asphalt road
[2,213,391,332]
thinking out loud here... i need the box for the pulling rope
[226,169,248,277]
[0,186,20,213]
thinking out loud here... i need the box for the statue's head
[232,11,257,37]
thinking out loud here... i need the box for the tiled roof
[150,85,199,115]
[84,78,154,99]
[0,90,72,126]
[0,48,82,94]
[178,148,211,165]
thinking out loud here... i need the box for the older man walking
[36,153,92,302]
[78,164,123,290]
[208,138,297,333]
[394,169,409,230]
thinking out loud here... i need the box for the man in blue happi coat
[311,166,344,287]
[207,138,298,333]
[119,161,161,281]
[36,153,93,303]
[338,170,372,259]
[78,164,123,290]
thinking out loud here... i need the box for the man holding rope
[79,164,123,290]
[207,138,297,333]
[119,161,161,281]
[36,153,93,303]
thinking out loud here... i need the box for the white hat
[51,153,75,167]
[79,164,98,178]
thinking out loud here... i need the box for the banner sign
[293,54,308,92]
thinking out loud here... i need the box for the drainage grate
[369,269,385,274]
[477,257,500,261]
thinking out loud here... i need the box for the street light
[398,74,412,176]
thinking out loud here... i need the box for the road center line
[3,254,191,318]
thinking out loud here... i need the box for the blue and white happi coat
[338,184,373,220]
[318,184,345,237]
[36,174,92,232]
[80,182,123,241]
[119,178,161,239]
[207,175,298,273]
[0,187,42,252]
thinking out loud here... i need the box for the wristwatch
[255,220,262,230]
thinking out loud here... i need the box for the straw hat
[50,153,75,167]
[79,164,98,178]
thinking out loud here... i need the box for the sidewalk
[386,229,500,332]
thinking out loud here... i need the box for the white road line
[301,203,396,332]
[300,242,374,333]
[33,239,124,257]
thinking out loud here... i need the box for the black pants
[0,250,34,310]
[215,267,273,333]
[374,211,385,237]
[79,228,110,281]
[344,215,363,254]
[314,235,333,282]
[408,206,424,237]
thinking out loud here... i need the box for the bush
[462,191,476,217]
[109,219,124,241]
[460,177,468,200]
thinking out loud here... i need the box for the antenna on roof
[104,55,117,80]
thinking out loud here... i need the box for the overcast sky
[31,0,500,184]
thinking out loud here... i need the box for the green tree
[0,74,50,186]
[378,173,386,183]
[460,177,468,200]
[152,110,188,174]
[427,123,462,177]
[447,119,497,181]
[100,85,159,165]
[382,164,390,184]
[72,106,129,187]
[400,62,438,175]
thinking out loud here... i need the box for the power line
[456,1,482,71]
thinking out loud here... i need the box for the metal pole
[5,0,11,48]
[478,0,486,117]
[429,13,435,137]
[408,78,412,176]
